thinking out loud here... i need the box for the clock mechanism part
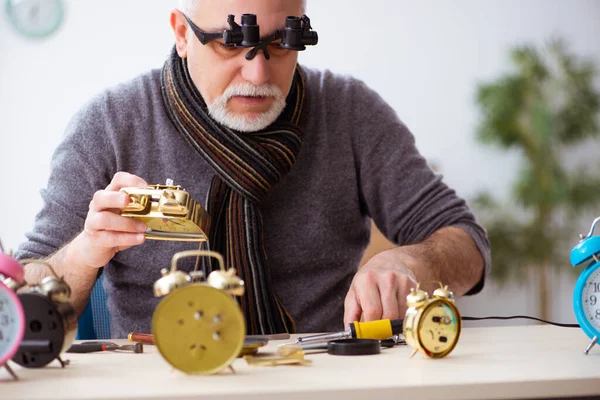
[0,242,26,380]
[11,259,77,369]
[244,349,312,366]
[120,179,211,242]
[570,216,600,355]
[403,282,461,359]
[151,250,246,375]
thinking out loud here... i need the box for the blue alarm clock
[570,216,600,355]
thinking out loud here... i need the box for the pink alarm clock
[0,251,26,379]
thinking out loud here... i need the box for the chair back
[76,274,111,339]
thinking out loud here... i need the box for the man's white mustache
[221,83,282,101]
[207,83,287,132]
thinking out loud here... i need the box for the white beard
[207,83,287,132]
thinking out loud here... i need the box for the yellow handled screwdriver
[296,318,404,345]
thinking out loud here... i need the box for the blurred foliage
[473,40,600,316]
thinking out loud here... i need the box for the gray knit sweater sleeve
[14,94,117,260]
[340,76,491,285]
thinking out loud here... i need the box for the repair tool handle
[128,332,154,345]
[67,343,116,353]
[350,318,404,340]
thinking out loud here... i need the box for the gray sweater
[16,66,490,337]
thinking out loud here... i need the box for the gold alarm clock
[403,282,461,358]
[120,179,210,242]
[151,250,246,375]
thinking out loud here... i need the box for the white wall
[1,0,599,325]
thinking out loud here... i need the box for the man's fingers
[379,271,403,320]
[350,269,383,321]
[343,287,362,325]
[105,171,148,192]
[83,230,145,249]
[345,266,416,325]
[90,191,133,212]
[85,211,147,233]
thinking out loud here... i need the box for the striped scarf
[161,47,306,334]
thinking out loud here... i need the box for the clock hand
[29,4,39,20]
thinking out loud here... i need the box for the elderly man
[16,0,490,337]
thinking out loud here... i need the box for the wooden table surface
[1,325,600,400]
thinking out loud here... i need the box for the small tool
[128,332,154,345]
[127,331,289,345]
[288,318,404,346]
[279,334,404,357]
[67,342,143,354]
[128,332,271,356]
[296,335,404,352]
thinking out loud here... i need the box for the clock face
[580,267,600,333]
[5,0,65,39]
[0,282,25,365]
[137,216,208,241]
[417,299,461,357]
[147,217,195,234]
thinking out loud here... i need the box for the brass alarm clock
[12,260,77,368]
[120,179,210,242]
[152,250,246,375]
[403,282,461,358]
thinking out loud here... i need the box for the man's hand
[343,248,417,325]
[23,172,150,316]
[343,226,485,326]
[69,171,149,270]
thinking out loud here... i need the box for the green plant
[473,39,600,319]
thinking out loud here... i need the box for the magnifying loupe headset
[183,13,318,60]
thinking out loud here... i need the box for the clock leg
[3,363,18,380]
[56,356,70,368]
[584,336,598,355]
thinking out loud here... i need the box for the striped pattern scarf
[161,47,306,334]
